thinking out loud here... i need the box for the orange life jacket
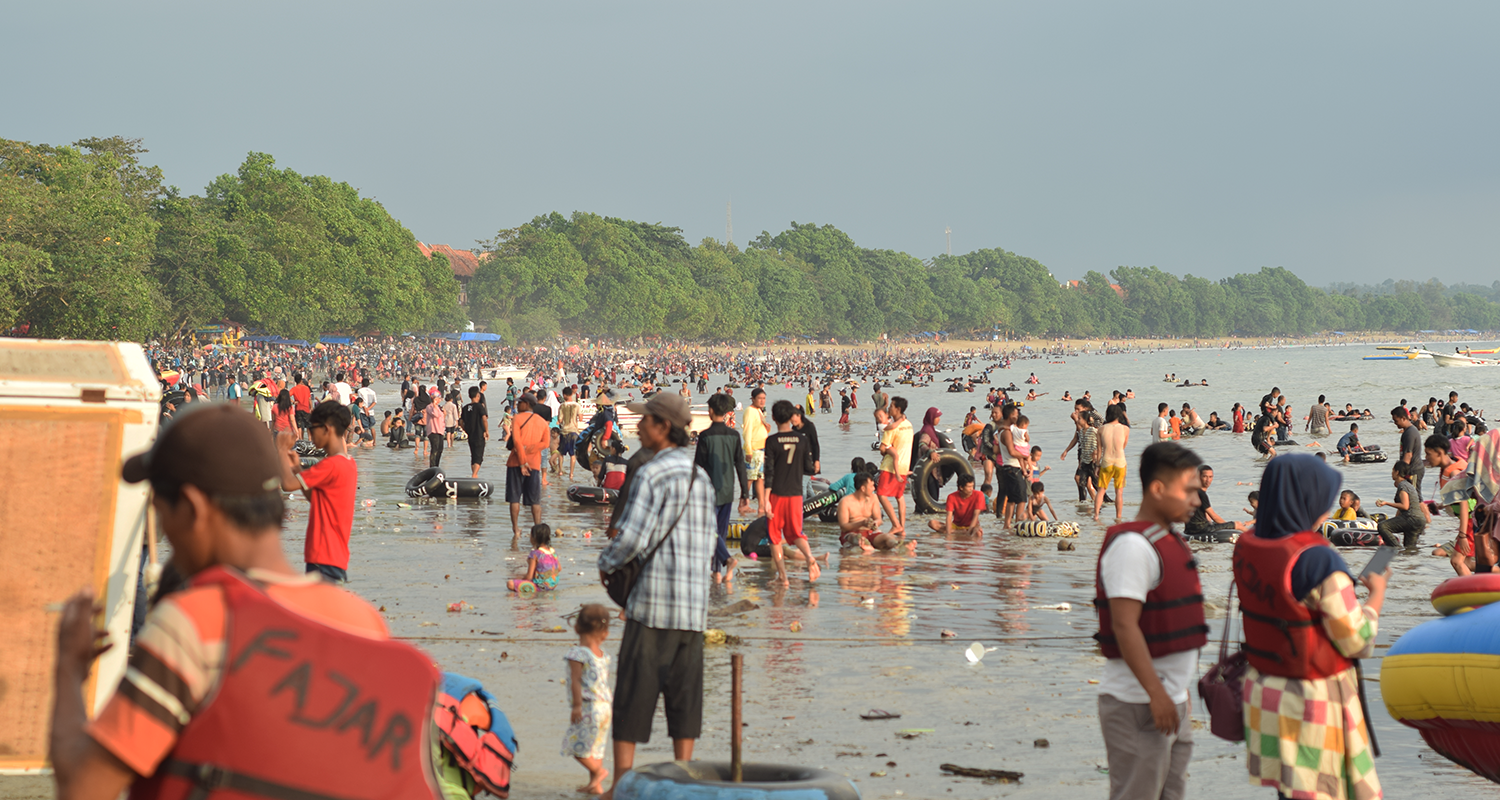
[1233,531,1353,679]
[131,566,441,800]
[433,691,516,798]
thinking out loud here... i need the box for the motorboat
[476,364,529,383]
[1430,351,1500,368]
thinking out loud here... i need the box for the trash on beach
[396,503,411,509]
[1034,738,1049,748]
[940,764,1023,783]
[965,642,999,663]
[446,602,469,613]
[940,629,957,638]
[1058,540,1076,551]
[709,599,760,617]
[789,621,803,633]
[1033,602,1071,612]
[897,729,933,739]
[861,710,901,720]
[859,596,876,607]
[703,628,742,645]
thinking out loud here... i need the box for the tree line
[4,136,1497,343]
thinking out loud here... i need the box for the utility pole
[945,226,952,256]
[726,201,733,246]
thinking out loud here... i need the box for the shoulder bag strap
[639,462,698,566]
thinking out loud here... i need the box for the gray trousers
[1098,693,1193,800]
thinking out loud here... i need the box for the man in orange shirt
[506,392,551,543]
[48,404,440,799]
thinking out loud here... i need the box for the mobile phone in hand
[1360,546,1396,579]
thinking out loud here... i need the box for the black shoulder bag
[604,468,697,607]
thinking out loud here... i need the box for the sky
[6,2,1497,284]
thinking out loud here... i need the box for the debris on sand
[939,764,1023,782]
[709,599,760,617]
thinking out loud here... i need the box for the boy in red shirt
[930,473,986,535]
[278,400,357,582]
[289,372,313,437]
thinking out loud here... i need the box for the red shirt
[946,490,986,527]
[302,455,357,569]
[290,383,312,413]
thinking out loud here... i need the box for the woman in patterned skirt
[1233,454,1391,800]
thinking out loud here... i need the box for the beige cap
[626,392,691,428]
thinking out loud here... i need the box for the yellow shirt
[880,418,914,477]
[743,406,768,452]
[1334,507,1357,521]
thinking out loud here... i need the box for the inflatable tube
[1348,450,1388,464]
[1013,521,1049,537]
[567,485,618,505]
[737,516,773,559]
[1051,521,1079,537]
[1185,527,1237,543]
[1325,528,1383,547]
[911,449,974,514]
[405,469,495,499]
[614,761,859,800]
[1383,591,1500,783]
[1431,574,1500,617]
[803,490,838,520]
[1319,518,1377,536]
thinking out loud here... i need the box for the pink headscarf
[920,407,942,447]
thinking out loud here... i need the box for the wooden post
[730,653,743,782]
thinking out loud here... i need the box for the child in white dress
[562,604,612,795]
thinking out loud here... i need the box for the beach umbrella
[159,370,181,385]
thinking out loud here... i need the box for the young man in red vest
[1093,442,1208,800]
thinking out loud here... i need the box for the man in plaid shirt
[597,392,714,799]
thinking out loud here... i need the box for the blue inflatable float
[1382,574,1500,784]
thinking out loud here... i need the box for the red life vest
[433,693,516,798]
[1094,521,1209,659]
[1233,530,1353,680]
[132,567,441,800]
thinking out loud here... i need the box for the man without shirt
[838,472,905,553]
[1093,404,1131,522]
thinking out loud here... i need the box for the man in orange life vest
[1093,442,1208,800]
[49,403,442,800]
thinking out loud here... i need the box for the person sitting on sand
[839,472,907,552]
[929,473,987,536]
[1027,481,1057,521]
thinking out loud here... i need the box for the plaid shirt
[597,447,715,632]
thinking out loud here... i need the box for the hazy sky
[7,2,1497,284]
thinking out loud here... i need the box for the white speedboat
[1430,351,1500,368]
[476,364,529,383]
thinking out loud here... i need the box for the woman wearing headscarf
[1233,454,1390,800]
[916,407,943,463]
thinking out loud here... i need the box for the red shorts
[876,470,906,498]
[768,494,805,545]
[840,529,877,548]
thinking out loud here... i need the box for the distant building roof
[1063,279,1126,299]
[418,242,480,279]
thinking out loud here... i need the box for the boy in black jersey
[763,400,821,585]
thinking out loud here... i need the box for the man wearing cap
[50,404,436,799]
[597,393,715,800]
[506,393,550,542]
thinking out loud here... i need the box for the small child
[1029,445,1050,481]
[1333,490,1365,521]
[562,604,612,794]
[1243,490,1260,518]
[1028,481,1057,521]
[508,523,561,595]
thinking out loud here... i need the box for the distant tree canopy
[0,136,462,341]
[4,135,1498,343]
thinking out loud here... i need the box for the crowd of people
[41,332,1500,800]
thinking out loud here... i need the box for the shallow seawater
[273,343,1498,799]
